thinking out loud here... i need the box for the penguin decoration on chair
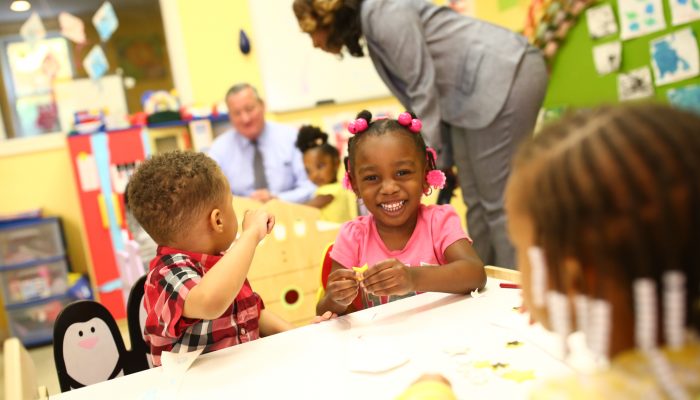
[53,301,129,392]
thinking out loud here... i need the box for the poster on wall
[618,0,666,40]
[650,28,699,86]
[667,84,700,115]
[59,12,86,44]
[618,67,655,101]
[669,0,700,26]
[586,3,619,39]
[593,41,622,75]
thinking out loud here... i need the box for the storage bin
[6,295,72,347]
[0,219,64,266]
[0,258,69,305]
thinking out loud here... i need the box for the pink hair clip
[426,169,446,190]
[397,112,422,133]
[342,172,353,190]
[347,118,369,135]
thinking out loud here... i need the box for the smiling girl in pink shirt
[318,110,485,315]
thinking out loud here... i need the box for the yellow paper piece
[501,369,536,383]
[353,264,368,281]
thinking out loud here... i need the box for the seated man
[209,83,316,203]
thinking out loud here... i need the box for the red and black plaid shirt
[143,246,264,366]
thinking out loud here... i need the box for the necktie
[252,140,268,190]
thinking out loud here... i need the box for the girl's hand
[326,268,359,306]
[362,258,415,296]
[311,311,338,323]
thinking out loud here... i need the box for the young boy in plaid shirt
[127,151,293,366]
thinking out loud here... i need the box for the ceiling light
[10,1,31,12]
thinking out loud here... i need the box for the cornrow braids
[345,110,431,182]
[514,104,700,333]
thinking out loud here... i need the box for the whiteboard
[53,75,128,131]
[248,0,391,112]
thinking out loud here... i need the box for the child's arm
[316,260,360,315]
[183,210,273,320]
[305,194,334,209]
[259,309,294,336]
[362,239,485,296]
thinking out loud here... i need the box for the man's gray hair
[225,83,262,102]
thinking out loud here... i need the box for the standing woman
[293,0,548,267]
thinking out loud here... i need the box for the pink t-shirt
[330,204,470,308]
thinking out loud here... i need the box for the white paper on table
[345,335,409,373]
[618,67,655,101]
[650,27,700,86]
[593,41,622,75]
[669,0,700,26]
[20,12,46,48]
[617,0,666,40]
[586,3,618,39]
[93,1,119,42]
[77,152,100,192]
[157,347,205,398]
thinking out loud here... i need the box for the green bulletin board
[544,0,700,109]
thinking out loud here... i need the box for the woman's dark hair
[513,104,700,332]
[293,0,365,57]
[296,125,339,159]
[345,110,436,181]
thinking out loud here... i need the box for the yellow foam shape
[352,264,368,280]
[501,370,535,383]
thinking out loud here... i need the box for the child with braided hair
[317,110,485,316]
[295,125,354,223]
[398,103,700,399]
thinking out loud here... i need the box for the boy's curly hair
[127,151,228,245]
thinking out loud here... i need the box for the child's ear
[209,208,224,232]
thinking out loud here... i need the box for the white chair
[3,337,49,400]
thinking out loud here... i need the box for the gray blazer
[361,0,529,151]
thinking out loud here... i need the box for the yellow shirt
[316,182,354,223]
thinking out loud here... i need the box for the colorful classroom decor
[667,84,700,114]
[93,1,119,42]
[83,45,109,80]
[618,0,666,40]
[58,12,86,44]
[650,27,700,86]
[618,66,655,101]
[523,0,594,61]
[19,12,45,48]
[593,41,622,75]
[586,3,618,39]
[669,0,700,26]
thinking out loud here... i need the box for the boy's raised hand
[362,258,414,296]
[242,209,275,241]
[326,268,359,307]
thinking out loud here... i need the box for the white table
[53,279,572,399]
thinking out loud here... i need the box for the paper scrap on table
[93,1,119,42]
[667,84,700,116]
[20,12,45,48]
[618,67,654,101]
[83,45,109,80]
[470,288,483,298]
[346,335,409,373]
[593,41,622,75]
[158,347,205,398]
[59,12,86,44]
[617,0,666,40]
[669,0,700,26]
[650,27,699,86]
[586,3,618,39]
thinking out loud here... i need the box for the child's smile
[352,133,427,238]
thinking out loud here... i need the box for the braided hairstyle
[345,110,437,186]
[513,104,700,334]
[292,0,365,57]
[295,125,339,160]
